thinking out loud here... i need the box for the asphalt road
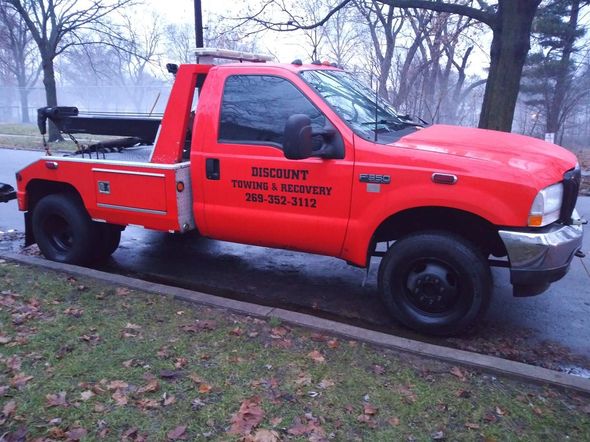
[1,148,589,361]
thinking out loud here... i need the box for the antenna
[374,75,379,143]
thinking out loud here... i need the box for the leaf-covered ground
[0,261,589,441]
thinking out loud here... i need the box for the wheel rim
[43,214,74,252]
[403,259,460,314]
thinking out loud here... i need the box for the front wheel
[378,231,491,336]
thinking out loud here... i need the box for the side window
[219,75,326,148]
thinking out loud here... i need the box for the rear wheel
[32,193,98,265]
[378,231,491,336]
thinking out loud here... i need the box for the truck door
[198,73,353,257]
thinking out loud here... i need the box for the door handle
[206,158,220,180]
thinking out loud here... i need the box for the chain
[42,133,51,156]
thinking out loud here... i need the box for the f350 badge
[359,174,391,184]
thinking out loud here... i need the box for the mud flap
[24,211,35,246]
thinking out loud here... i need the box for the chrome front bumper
[498,209,584,296]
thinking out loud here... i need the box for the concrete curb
[2,252,590,394]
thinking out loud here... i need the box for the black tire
[91,223,122,262]
[32,193,98,265]
[378,231,491,336]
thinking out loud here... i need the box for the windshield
[300,70,420,143]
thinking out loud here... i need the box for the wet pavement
[1,148,589,370]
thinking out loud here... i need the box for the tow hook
[0,183,16,203]
[572,217,588,226]
[575,250,586,258]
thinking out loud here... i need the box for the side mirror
[283,114,313,160]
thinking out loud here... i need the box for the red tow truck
[1,49,585,335]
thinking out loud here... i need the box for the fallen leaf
[484,412,498,423]
[318,379,335,389]
[465,422,480,430]
[124,322,141,330]
[48,427,66,439]
[229,396,265,435]
[112,390,128,406]
[396,385,417,404]
[174,357,188,369]
[163,393,176,406]
[495,406,507,416]
[116,287,131,296]
[307,350,325,364]
[5,356,22,371]
[294,373,312,386]
[0,335,13,344]
[137,398,160,409]
[431,430,445,440]
[533,407,543,416]
[65,427,87,441]
[372,364,385,375]
[198,383,212,394]
[327,339,339,349]
[10,372,33,389]
[80,390,95,401]
[167,425,188,440]
[229,327,243,336]
[270,326,289,338]
[64,307,84,317]
[363,403,378,415]
[450,366,466,381]
[137,379,160,394]
[188,373,204,384]
[122,359,136,368]
[310,333,327,342]
[107,380,128,390]
[251,428,280,442]
[46,392,68,407]
[2,399,16,416]
[387,416,400,426]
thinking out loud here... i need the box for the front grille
[560,165,581,224]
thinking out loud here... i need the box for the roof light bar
[195,47,273,64]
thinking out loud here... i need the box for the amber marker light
[176,181,185,192]
[528,214,543,227]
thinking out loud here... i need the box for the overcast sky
[145,0,310,63]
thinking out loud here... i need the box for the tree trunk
[18,85,30,123]
[546,0,579,135]
[478,0,540,132]
[41,54,63,141]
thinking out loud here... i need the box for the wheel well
[372,207,507,258]
[26,180,82,212]
[24,180,84,246]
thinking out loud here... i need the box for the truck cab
[6,49,585,336]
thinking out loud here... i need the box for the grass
[0,123,114,152]
[0,261,589,441]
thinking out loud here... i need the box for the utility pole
[194,0,204,48]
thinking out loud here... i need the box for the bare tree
[4,0,134,140]
[0,6,40,122]
[238,0,543,133]
[322,2,360,67]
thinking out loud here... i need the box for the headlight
[528,182,563,227]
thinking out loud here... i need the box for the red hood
[394,124,578,186]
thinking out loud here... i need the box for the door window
[219,75,326,148]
